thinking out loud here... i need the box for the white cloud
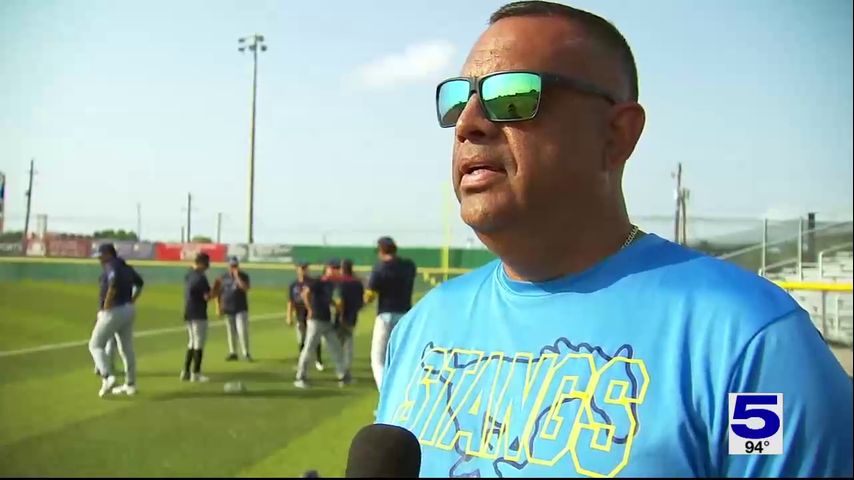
[354,40,456,89]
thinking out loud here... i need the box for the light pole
[239,34,267,245]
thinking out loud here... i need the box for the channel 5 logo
[728,393,783,455]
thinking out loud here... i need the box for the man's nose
[455,94,501,144]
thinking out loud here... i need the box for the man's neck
[479,215,635,283]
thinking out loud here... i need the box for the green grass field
[0,280,422,477]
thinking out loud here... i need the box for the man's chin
[459,198,514,235]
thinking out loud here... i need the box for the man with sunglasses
[375,1,852,478]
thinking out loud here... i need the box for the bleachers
[768,250,853,347]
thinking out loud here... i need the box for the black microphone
[345,424,421,478]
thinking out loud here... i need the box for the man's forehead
[460,17,594,77]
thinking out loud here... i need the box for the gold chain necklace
[622,224,640,249]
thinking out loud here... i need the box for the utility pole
[186,193,192,242]
[672,163,690,245]
[136,202,142,241]
[0,171,6,235]
[680,188,689,244]
[181,226,185,243]
[673,163,681,243]
[216,212,223,244]
[239,34,267,245]
[22,159,35,253]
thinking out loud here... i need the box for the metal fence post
[834,293,840,339]
[820,290,827,338]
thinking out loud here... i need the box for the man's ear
[604,102,646,171]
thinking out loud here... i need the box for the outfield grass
[0,281,419,477]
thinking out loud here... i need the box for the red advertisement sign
[47,238,91,258]
[155,243,227,262]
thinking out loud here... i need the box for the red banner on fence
[47,238,91,258]
[155,243,227,262]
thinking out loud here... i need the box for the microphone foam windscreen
[345,424,421,478]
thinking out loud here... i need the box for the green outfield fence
[290,245,495,270]
[0,256,477,291]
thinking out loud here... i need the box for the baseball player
[288,262,324,371]
[89,243,145,397]
[181,252,213,382]
[294,261,349,388]
[364,236,416,390]
[216,256,252,362]
[335,259,365,376]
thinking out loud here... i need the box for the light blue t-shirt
[375,234,853,478]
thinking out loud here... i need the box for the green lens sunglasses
[435,70,618,128]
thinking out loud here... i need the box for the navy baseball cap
[297,261,310,268]
[326,258,341,269]
[228,256,240,266]
[97,243,117,257]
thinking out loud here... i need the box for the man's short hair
[377,236,397,255]
[490,0,638,101]
[341,259,354,275]
[195,252,210,266]
[98,243,117,257]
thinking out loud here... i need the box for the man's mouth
[459,161,507,191]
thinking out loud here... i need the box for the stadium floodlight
[237,33,267,245]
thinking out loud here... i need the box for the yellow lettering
[526,353,597,467]
[520,351,562,465]
[569,356,649,478]
[413,348,455,444]
[393,358,429,425]
[393,343,650,478]
[434,349,489,452]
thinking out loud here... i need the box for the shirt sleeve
[721,309,853,477]
[368,264,381,291]
[131,267,144,289]
[105,264,116,284]
[356,282,365,309]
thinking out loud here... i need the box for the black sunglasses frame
[435,70,618,128]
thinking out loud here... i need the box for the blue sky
[1,0,851,246]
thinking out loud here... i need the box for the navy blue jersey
[98,257,144,310]
[368,257,417,314]
[306,277,333,322]
[219,270,250,314]
[337,275,365,325]
[289,278,310,309]
[184,269,211,321]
